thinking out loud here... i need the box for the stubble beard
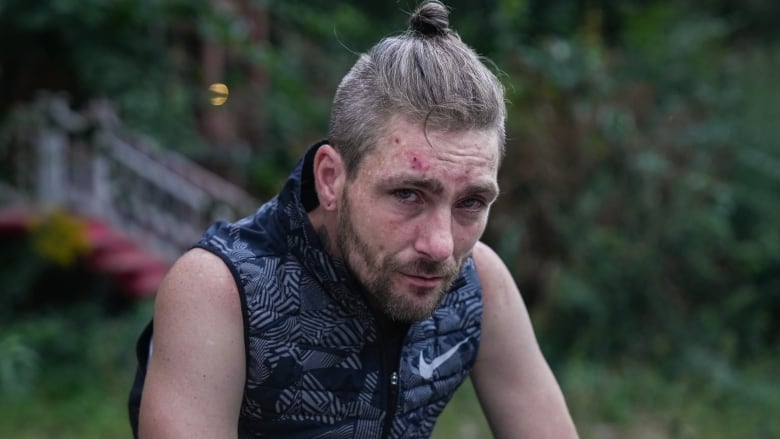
[335,192,462,323]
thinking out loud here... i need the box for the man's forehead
[383,114,498,145]
[379,126,499,162]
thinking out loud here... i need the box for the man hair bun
[409,0,451,37]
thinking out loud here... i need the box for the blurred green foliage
[0,0,252,154]
[496,10,780,366]
[0,214,148,436]
[0,210,136,397]
[0,300,153,439]
[1,0,779,435]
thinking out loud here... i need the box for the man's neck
[308,206,340,257]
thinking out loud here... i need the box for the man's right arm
[138,248,246,438]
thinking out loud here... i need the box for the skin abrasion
[331,116,500,322]
[406,152,431,171]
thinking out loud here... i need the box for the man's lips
[400,273,445,288]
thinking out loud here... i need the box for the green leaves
[0,333,38,396]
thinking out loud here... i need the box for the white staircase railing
[1,93,259,262]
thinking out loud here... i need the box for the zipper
[378,325,398,439]
[375,315,410,439]
[381,371,399,438]
[377,322,406,439]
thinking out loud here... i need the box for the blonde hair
[328,0,506,178]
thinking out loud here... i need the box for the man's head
[328,0,506,179]
[313,1,504,322]
[331,115,500,322]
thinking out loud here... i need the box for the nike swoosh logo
[418,338,471,380]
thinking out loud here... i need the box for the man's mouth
[400,273,445,289]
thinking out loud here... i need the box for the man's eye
[458,198,485,211]
[394,189,419,203]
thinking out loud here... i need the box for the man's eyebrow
[463,181,500,201]
[381,176,499,200]
[382,176,445,194]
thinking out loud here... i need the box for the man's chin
[382,286,446,322]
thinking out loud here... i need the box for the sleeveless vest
[131,142,483,439]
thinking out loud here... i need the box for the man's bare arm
[138,248,245,438]
[471,241,578,438]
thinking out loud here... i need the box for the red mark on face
[404,151,430,171]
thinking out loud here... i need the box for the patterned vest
[131,142,483,439]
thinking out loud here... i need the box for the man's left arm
[470,241,579,438]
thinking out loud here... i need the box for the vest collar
[280,141,374,319]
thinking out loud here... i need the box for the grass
[433,379,491,438]
[0,301,151,439]
[1,303,778,438]
[434,354,780,439]
[0,388,131,439]
[563,357,780,439]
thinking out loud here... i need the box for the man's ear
[312,144,345,211]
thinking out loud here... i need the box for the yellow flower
[28,210,90,267]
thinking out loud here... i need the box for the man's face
[335,116,500,322]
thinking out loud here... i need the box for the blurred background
[1,0,778,437]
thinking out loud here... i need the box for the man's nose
[414,208,454,262]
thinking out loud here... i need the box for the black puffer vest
[130,142,483,438]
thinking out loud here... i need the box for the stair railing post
[91,145,113,223]
[35,129,67,208]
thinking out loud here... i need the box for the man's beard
[336,192,463,322]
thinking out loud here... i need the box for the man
[129,1,578,438]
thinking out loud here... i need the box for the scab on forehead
[403,150,430,171]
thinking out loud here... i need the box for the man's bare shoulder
[156,248,240,324]
[471,241,502,270]
[471,240,517,303]
[469,243,579,438]
[163,248,236,291]
[139,248,245,438]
